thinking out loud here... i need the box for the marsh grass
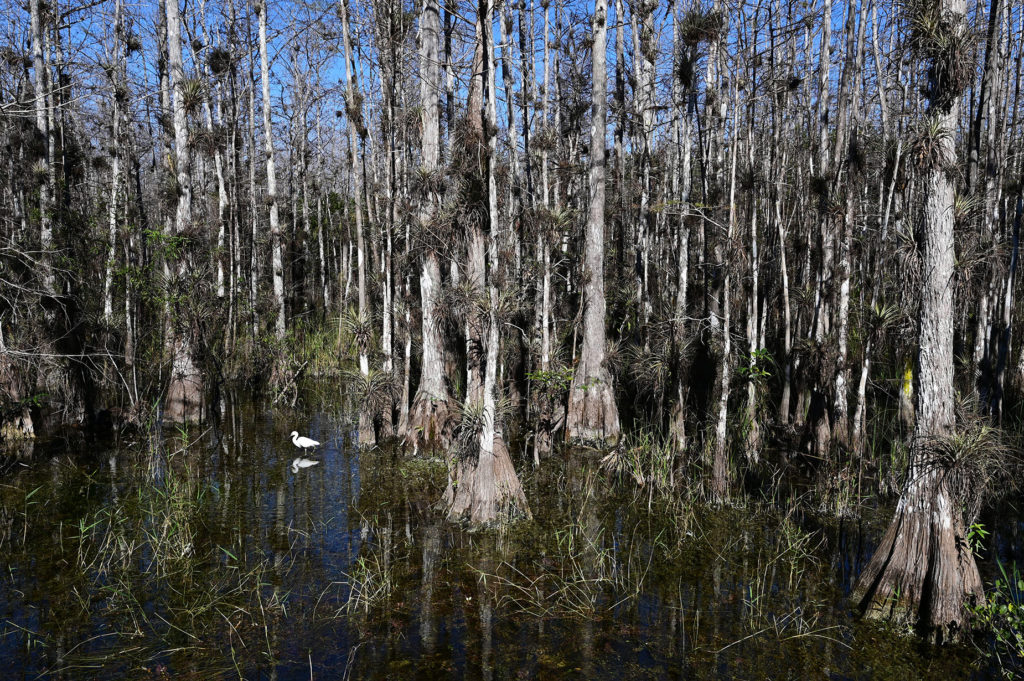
[54,435,295,674]
[692,508,851,654]
[599,427,676,499]
[335,506,417,619]
[479,468,666,620]
[342,545,397,615]
[290,318,348,378]
[483,519,649,619]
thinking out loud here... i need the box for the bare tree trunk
[566,0,620,445]
[803,0,834,457]
[203,19,229,306]
[30,0,54,294]
[407,0,454,449]
[994,196,1021,420]
[711,88,739,501]
[464,10,488,409]
[973,0,1006,412]
[853,141,902,452]
[379,2,401,438]
[776,145,793,424]
[517,0,535,203]
[339,0,375,445]
[743,88,761,460]
[855,0,983,638]
[541,0,552,207]
[447,0,529,525]
[316,121,330,310]
[258,0,285,340]
[967,0,1001,194]
[668,2,692,457]
[248,42,259,338]
[103,0,124,325]
[633,0,655,329]
[612,0,625,279]
[164,0,203,423]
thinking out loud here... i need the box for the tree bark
[257,0,286,340]
[447,0,530,525]
[163,0,204,423]
[566,0,620,445]
[855,0,983,639]
[408,0,454,449]
[339,0,376,445]
[30,0,54,295]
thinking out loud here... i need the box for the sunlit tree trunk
[164,0,204,423]
[566,0,620,444]
[774,36,794,424]
[668,5,692,455]
[102,0,125,326]
[407,0,454,449]
[804,0,833,456]
[257,0,285,340]
[855,0,983,639]
[30,0,54,294]
[247,33,259,339]
[711,86,738,501]
[339,0,375,445]
[633,0,655,329]
[447,0,530,525]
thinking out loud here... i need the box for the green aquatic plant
[598,427,677,500]
[969,560,1024,678]
[343,550,396,615]
[340,513,404,616]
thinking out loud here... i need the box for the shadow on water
[0,389,1019,680]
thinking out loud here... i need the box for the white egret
[290,431,321,450]
[291,457,320,473]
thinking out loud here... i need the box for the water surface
[0,394,1017,679]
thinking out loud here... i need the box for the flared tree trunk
[566,0,620,445]
[0,325,34,439]
[163,0,203,423]
[447,0,529,524]
[407,0,454,449]
[854,0,982,639]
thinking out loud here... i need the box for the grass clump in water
[68,449,288,675]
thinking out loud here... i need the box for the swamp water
[0,394,1020,680]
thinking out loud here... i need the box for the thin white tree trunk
[258,0,285,339]
[164,0,203,423]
